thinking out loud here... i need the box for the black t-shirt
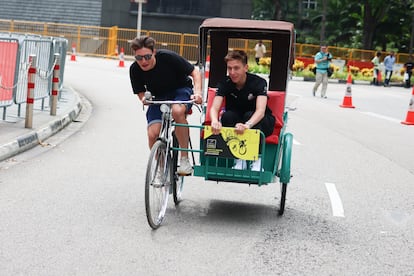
[216,73,272,117]
[404,61,414,72]
[129,49,194,99]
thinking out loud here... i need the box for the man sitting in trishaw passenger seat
[209,50,276,171]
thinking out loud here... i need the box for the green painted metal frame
[173,112,292,186]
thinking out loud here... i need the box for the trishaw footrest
[193,165,274,185]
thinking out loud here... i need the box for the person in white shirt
[254,40,266,65]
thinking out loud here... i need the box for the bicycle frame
[146,98,196,170]
[144,98,196,229]
[147,99,194,139]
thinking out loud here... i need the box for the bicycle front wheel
[145,140,172,229]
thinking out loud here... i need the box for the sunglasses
[135,54,153,61]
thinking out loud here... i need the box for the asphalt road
[1,57,413,275]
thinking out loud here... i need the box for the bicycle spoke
[145,141,170,229]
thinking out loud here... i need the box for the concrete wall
[100,0,130,28]
[0,0,252,35]
[0,0,102,26]
[124,0,252,34]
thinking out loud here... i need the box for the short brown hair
[224,50,248,65]
[129,36,156,51]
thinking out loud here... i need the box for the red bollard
[25,54,36,128]
[50,53,60,116]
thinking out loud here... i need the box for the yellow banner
[203,126,260,160]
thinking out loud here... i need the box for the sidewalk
[0,87,82,162]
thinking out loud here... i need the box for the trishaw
[145,18,294,229]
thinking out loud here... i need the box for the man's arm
[244,96,266,128]
[210,96,224,135]
[233,95,267,135]
[315,53,327,63]
[190,67,202,104]
[137,92,148,105]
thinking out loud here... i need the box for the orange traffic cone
[118,47,125,67]
[70,43,77,61]
[401,86,414,125]
[377,70,382,85]
[340,73,355,108]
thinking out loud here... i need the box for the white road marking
[325,182,345,217]
[360,111,401,123]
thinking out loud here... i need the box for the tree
[251,0,414,53]
[360,0,391,50]
[320,0,327,43]
[273,0,282,20]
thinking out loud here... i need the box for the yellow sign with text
[203,126,260,160]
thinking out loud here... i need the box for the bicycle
[143,92,196,229]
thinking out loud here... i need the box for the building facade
[0,0,252,34]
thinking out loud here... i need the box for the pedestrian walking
[383,51,396,87]
[254,40,266,65]
[312,44,333,98]
[371,51,381,86]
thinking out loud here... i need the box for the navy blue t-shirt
[129,49,194,99]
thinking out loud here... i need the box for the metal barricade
[0,31,68,120]
[0,37,19,119]
[53,37,68,91]
[15,37,54,108]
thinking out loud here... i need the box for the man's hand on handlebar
[191,93,203,104]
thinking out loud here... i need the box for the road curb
[292,76,405,86]
[0,88,82,162]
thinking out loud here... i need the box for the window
[303,0,317,10]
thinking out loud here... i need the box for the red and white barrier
[50,53,60,116]
[203,55,210,93]
[25,55,36,128]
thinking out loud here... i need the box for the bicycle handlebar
[146,99,195,105]
[145,91,195,105]
[143,91,202,112]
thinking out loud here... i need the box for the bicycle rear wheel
[172,132,184,205]
[145,140,173,229]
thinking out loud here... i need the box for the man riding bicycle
[129,36,202,175]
